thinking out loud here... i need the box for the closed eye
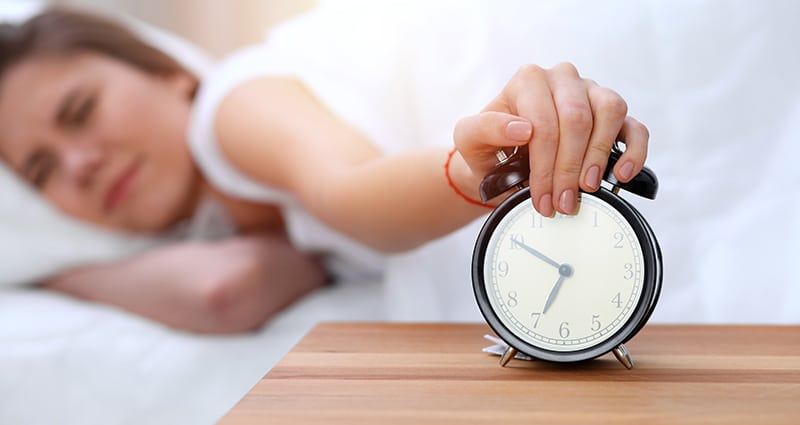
[56,87,96,128]
[25,149,57,188]
[71,92,96,126]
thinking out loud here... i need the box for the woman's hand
[453,62,649,216]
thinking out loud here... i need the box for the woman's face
[0,51,202,234]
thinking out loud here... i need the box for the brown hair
[0,7,196,85]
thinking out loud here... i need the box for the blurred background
[2,0,798,325]
[3,0,315,57]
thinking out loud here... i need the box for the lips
[104,161,139,212]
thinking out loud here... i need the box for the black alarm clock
[472,144,662,369]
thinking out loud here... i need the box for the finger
[580,85,628,192]
[505,65,559,218]
[614,116,649,182]
[549,62,594,215]
[453,111,532,172]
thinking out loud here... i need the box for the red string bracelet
[444,148,494,209]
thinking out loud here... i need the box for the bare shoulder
[213,75,381,201]
[214,77,312,191]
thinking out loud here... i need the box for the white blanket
[1,1,799,424]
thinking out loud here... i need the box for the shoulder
[213,76,312,190]
[212,72,380,205]
[193,45,287,115]
[188,43,309,189]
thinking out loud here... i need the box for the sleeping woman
[0,8,649,333]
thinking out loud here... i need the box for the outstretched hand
[453,62,649,217]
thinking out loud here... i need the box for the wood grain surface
[218,322,800,425]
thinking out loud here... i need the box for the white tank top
[186,43,385,282]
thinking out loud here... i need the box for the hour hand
[543,264,573,314]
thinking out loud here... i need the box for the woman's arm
[214,63,649,252]
[43,234,327,334]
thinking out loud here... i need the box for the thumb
[453,111,532,169]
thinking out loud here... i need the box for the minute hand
[511,237,561,269]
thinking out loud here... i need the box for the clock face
[479,190,645,354]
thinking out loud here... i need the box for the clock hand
[510,236,560,269]
[542,264,574,314]
[507,236,573,313]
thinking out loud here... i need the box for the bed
[1,1,799,424]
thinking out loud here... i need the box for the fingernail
[619,161,635,181]
[585,165,601,191]
[537,193,554,217]
[505,120,532,142]
[559,189,576,214]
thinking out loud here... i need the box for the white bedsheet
[0,280,384,424]
[1,1,799,424]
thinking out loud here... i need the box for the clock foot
[612,344,634,369]
[499,346,518,367]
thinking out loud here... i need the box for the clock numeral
[591,314,601,331]
[623,263,634,280]
[506,291,518,307]
[531,312,541,328]
[531,213,543,228]
[559,321,570,338]
[613,232,624,248]
[612,292,622,309]
[497,261,509,277]
[509,234,525,250]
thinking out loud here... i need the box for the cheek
[42,183,100,223]
[104,75,191,142]
[100,77,196,231]
[102,84,194,176]
[128,163,198,232]
[123,141,199,230]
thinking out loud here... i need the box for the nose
[60,144,104,187]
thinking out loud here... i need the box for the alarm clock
[472,144,662,369]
